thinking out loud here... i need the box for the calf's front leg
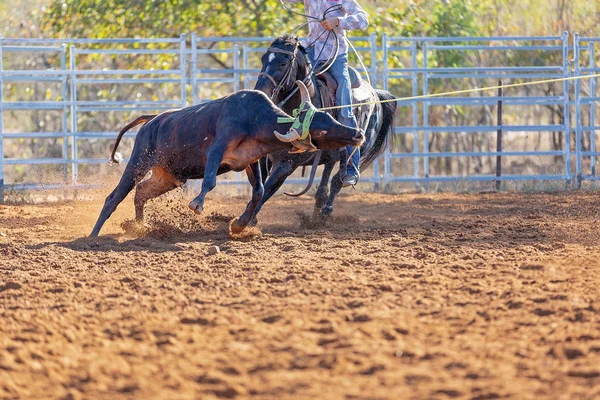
[188,142,226,215]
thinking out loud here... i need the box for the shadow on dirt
[26,212,238,253]
[22,191,568,254]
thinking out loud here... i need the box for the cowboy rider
[283,0,369,187]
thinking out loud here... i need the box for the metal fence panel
[574,35,600,184]
[383,33,570,189]
[0,33,598,200]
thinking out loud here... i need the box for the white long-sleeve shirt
[283,0,369,60]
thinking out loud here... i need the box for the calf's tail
[109,115,157,164]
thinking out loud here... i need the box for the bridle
[258,33,339,110]
[258,44,300,102]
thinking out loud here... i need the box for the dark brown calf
[90,82,364,237]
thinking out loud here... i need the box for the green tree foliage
[40,0,301,38]
[2,0,600,183]
[0,0,598,41]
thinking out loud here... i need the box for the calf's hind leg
[90,164,143,237]
[134,167,183,221]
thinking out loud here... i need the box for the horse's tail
[359,90,397,171]
[109,115,157,164]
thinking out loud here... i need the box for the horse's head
[255,35,309,101]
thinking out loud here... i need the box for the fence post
[422,41,430,192]
[379,33,388,192]
[243,44,249,89]
[574,33,582,187]
[0,35,4,202]
[590,39,597,177]
[70,45,78,184]
[495,80,503,191]
[191,33,198,104]
[233,44,240,92]
[411,39,419,187]
[562,31,571,187]
[61,43,69,184]
[180,34,187,107]
[370,32,377,88]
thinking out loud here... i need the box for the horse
[251,35,396,224]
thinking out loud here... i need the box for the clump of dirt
[122,192,236,239]
[227,218,262,241]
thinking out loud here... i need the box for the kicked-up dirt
[1,189,600,399]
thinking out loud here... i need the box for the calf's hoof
[228,217,246,235]
[188,200,203,215]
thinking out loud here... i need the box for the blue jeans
[306,48,360,176]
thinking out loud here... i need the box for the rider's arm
[338,0,369,31]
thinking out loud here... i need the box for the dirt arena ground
[1,189,600,400]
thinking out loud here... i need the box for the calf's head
[274,81,365,151]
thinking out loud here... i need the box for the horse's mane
[270,35,306,54]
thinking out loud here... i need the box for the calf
[90,81,364,237]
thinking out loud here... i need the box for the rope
[345,36,371,86]
[275,6,342,108]
[317,72,600,112]
[279,0,321,20]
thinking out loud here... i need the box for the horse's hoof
[188,200,203,215]
[228,217,246,235]
[321,205,333,217]
[248,217,258,227]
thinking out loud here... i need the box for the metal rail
[0,33,597,201]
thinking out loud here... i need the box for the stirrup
[342,172,359,188]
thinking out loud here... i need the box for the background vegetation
[2,0,599,39]
[1,0,600,189]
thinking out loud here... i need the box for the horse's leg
[248,159,297,226]
[134,167,182,221]
[321,169,344,218]
[312,159,335,220]
[230,162,263,233]
[188,141,227,215]
[320,150,348,218]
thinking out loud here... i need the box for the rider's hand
[321,17,339,31]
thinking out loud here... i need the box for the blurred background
[1,0,600,197]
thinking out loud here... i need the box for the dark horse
[251,35,396,223]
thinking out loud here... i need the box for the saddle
[317,66,363,93]
[314,67,371,114]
